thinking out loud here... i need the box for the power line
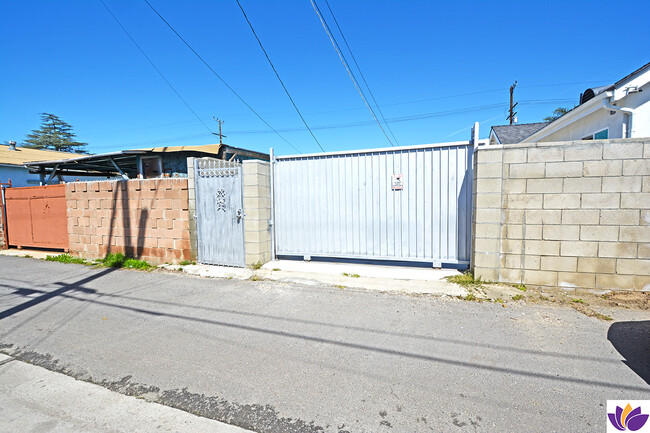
[235,0,324,151]
[100,0,215,137]
[225,99,573,134]
[143,0,302,153]
[322,0,399,145]
[310,0,395,146]
[228,102,507,134]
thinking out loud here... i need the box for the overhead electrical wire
[310,0,395,147]
[92,97,573,149]
[235,0,324,152]
[322,0,399,145]
[100,0,215,137]
[94,77,603,137]
[143,0,302,153]
[226,99,567,135]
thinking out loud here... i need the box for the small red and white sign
[391,173,403,190]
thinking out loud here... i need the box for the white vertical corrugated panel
[273,144,473,265]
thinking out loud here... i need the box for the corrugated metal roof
[0,145,81,166]
[137,144,222,154]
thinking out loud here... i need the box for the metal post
[508,81,518,125]
[269,147,276,261]
[1,185,9,248]
[45,165,60,185]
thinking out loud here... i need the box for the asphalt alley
[0,255,647,432]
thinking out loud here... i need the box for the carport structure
[23,144,268,184]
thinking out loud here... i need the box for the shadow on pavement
[608,320,650,385]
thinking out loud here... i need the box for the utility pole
[507,81,518,125]
[212,117,226,144]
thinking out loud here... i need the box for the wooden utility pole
[507,81,518,125]
[212,117,226,144]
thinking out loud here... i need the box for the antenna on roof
[507,81,518,125]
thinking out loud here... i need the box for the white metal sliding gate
[272,142,473,266]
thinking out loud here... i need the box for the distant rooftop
[0,144,80,166]
[490,122,550,144]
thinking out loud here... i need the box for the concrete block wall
[66,178,191,265]
[242,160,272,266]
[472,138,650,292]
[186,157,198,261]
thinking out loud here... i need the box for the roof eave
[521,92,611,143]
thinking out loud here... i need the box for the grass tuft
[457,293,478,301]
[97,253,152,270]
[46,254,88,265]
[571,298,587,304]
[446,272,486,288]
[251,261,263,270]
[342,272,360,278]
[512,294,524,301]
[514,284,527,291]
[178,260,196,266]
[272,268,281,272]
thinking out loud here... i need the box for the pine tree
[23,113,88,153]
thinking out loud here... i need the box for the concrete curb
[0,354,253,433]
[159,260,468,297]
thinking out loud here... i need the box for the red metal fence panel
[5,184,69,250]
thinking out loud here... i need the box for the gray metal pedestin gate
[194,159,245,267]
[272,142,473,266]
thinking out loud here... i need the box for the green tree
[543,107,571,122]
[23,113,88,153]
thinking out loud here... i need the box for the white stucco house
[0,143,81,187]
[489,61,650,144]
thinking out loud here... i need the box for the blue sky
[1,0,648,156]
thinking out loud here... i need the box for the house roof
[612,60,650,89]
[490,122,549,144]
[521,61,650,143]
[0,144,80,166]
[23,143,269,181]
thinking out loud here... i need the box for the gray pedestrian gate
[194,159,245,267]
[272,142,473,266]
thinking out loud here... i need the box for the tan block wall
[472,138,650,292]
[243,160,272,266]
[186,158,198,261]
[65,178,191,265]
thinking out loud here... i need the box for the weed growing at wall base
[46,254,89,265]
[97,253,152,270]
[446,272,487,288]
[45,253,152,270]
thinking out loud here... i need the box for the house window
[582,129,608,140]
[594,129,609,140]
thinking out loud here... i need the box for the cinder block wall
[472,138,650,292]
[66,178,191,265]
[186,157,198,261]
[243,160,272,266]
